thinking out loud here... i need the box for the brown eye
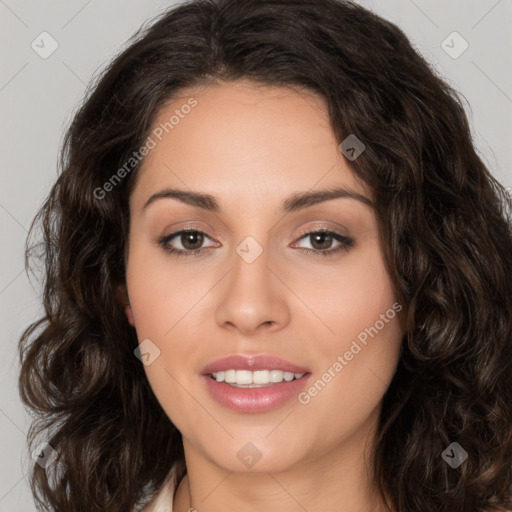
[309,232,334,251]
[180,231,205,250]
[292,229,354,257]
[157,229,215,258]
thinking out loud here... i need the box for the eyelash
[157,228,354,258]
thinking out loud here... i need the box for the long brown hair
[18,0,512,510]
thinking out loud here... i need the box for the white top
[141,463,181,511]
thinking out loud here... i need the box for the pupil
[312,232,331,250]
[183,232,203,250]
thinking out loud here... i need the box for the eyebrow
[142,186,373,213]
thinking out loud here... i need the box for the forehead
[129,80,369,210]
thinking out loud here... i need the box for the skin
[121,79,403,512]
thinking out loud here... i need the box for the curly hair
[18,0,512,510]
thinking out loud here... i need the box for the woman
[18,0,512,511]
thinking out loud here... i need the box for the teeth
[212,369,306,386]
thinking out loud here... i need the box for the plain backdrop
[0,0,511,509]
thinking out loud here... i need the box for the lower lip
[202,374,311,413]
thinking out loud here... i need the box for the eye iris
[182,232,204,250]
[311,232,332,250]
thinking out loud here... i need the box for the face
[123,79,403,474]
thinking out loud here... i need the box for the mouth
[200,355,312,413]
[200,354,312,413]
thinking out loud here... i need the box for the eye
[157,229,217,258]
[292,229,354,257]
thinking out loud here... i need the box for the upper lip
[201,355,310,375]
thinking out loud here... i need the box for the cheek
[125,242,206,337]
[125,242,211,401]
[297,242,402,415]
[297,240,398,346]
[125,247,202,429]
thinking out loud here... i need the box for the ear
[116,284,135,327]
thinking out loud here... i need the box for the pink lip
[201,354,310,375]
[200,354,311,413]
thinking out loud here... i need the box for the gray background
[1,0,511,509]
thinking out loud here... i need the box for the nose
[214,239,290,336]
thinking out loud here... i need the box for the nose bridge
[230,232,273,298]
[214,230,289,333]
